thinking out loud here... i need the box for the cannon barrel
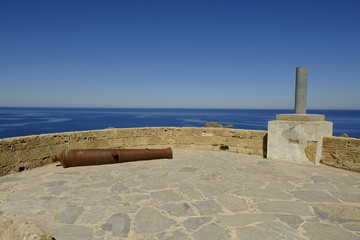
[52,148,173,168]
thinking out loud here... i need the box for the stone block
[145,136,166,145]
[348,138,360,151]
[48,144,68,156]
[132,137,149,146]
[0,151,19,165]
[342,160,360,172]
[168,127,184,136]
[249,130,267,140]
[276,114,325,121]
[251,149,264,156]
[164,137,176,145]
[67,132,84,142]
[181,127,201,136]
[17,147,50,163]
[231,146,246,154]
[0,139,10,151]
[21,136,42,150]
[195,136,220,145]
[175,136,193,145]
[323,148,338,161]
[84,140,110,149]
[108,138,126,148]
[91,130,110,139]
[323,137,348,148]
[267,119,333,164]
[67,142,87,150]
[41,133,70,146]
[102,128,119,139]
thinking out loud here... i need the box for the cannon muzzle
[52,148,173,168]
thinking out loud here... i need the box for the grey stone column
[295,67,307,114]
[267,66,333,165]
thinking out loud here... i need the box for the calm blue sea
[0,107,359,139]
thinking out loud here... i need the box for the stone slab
[267,120,333,164]
[276,114,325,121]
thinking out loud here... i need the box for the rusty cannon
[52,148,173,168]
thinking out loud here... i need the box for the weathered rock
[204,122,234,129]
[204,122,223,128]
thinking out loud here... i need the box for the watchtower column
[267,67,333,164]
[295,67,307,114]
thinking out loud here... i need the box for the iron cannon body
[53,148,173,168]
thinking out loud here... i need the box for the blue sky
[0,0,359,109]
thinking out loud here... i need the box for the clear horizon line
[0,106,359,111]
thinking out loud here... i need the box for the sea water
[0,107,359,139]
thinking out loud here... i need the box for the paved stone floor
[0,149,359,240]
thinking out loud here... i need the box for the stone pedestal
[267,114,333,165]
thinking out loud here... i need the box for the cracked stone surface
[101,213,131,237]
[0,149,359,239]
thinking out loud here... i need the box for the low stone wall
[322,136,360,172]
[0,127,267,177]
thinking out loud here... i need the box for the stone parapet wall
[2,127,359,177]
[322,136,360,172]
[0,127,267,177]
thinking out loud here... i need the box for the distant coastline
[1,106,359,110]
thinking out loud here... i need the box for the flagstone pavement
[0,149,359,239]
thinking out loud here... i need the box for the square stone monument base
[267,114,333,165]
